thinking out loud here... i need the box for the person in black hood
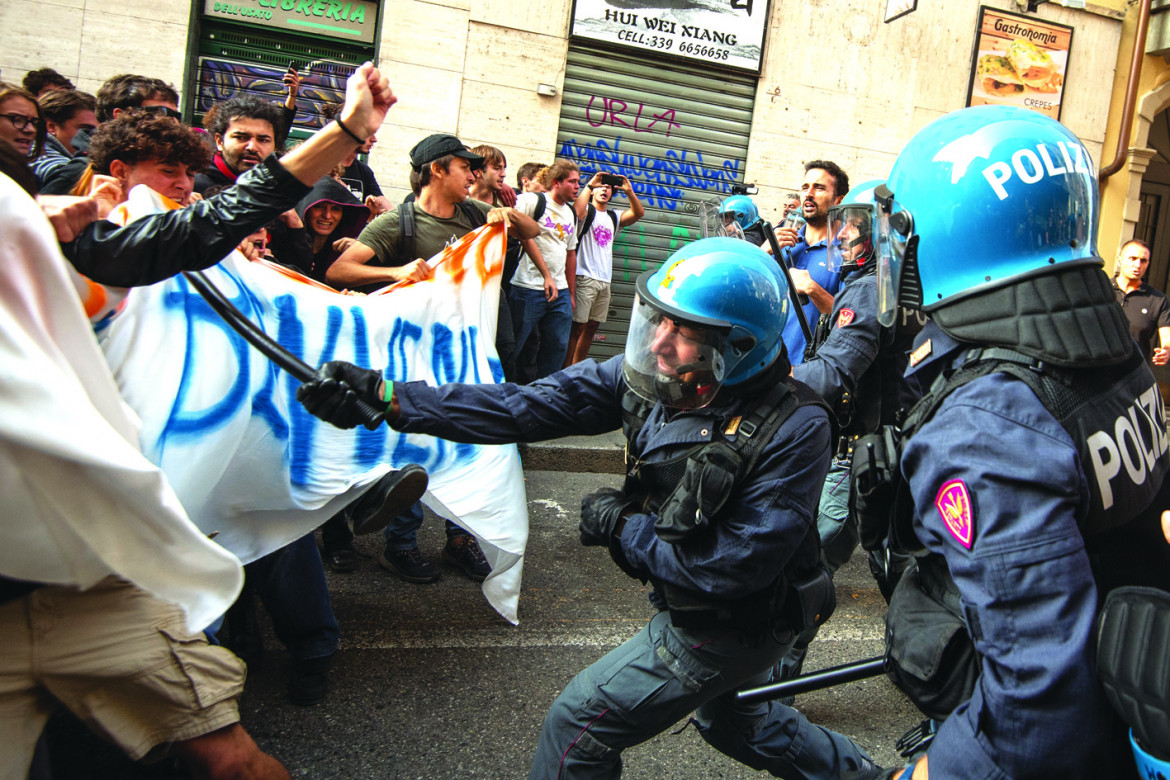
[293,176,371,283]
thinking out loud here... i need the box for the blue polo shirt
[781,229,842,365]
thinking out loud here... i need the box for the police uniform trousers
[529,609,874,779]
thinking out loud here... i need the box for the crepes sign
[965,6,1074,120]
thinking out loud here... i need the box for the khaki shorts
[0,577,245,779]
[573,276,612,324]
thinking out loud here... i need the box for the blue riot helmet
[719,194,761,232]
[1132,729,1170,780]
[623,237,790,409]
[826,180,886,274]
[878,105,1099,328]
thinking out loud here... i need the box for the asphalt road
[43,444,923,779]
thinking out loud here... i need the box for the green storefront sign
[203,0,378,44]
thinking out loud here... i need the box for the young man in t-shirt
[324,134,539,582]
[326,134,536,292]
[564,171,645,366]
[510,158,581,381]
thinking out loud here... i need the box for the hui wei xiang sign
[571,0,771,74]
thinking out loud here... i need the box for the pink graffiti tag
[586,95,682,138]
[935,479,974,549]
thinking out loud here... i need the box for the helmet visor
[622,293,729,409]
[699,198,739,239]
[875,205,911,328]
[826,205,877,273]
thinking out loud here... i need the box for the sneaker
[442,535,491,582]
[289,655,332,706]
[323,543,358,573]
[378,546,440,583]
[348,464,429,537]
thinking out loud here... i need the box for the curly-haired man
[88,110,211,206]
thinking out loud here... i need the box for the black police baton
[761,221,812,344]
[182,270,386,430]
[735,656,886,704]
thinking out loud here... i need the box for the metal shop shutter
[194,19,372,137]
[556,43,757,361]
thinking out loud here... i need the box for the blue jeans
[244,533,339,661]
[817,460,857,575]
[381,501,467,550]
[509,285,572,381]
[529,610,874,779]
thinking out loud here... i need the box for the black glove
[295,361,385,430]
[579,488,634,547]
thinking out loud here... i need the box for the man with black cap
[325,132,540,583]
[326,133,538,292]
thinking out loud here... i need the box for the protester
[323,133,540,583]
[516,161,546,193]
[38,73,180,195]
[0,137,289,780]
[773,160,850,364]
[21,66,74,97]
[52,63,394,286]
[294,176,371,282]
[510,159,581,380]
[564,170,644,366]
[195,95,285,194]
[31,88,97,186]
[86,110,209,208]
[0,82,45,160]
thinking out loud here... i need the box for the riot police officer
[296,237,878,779]
[872,106,1170,778]
[772,184,926,686]
[793,181,924,576]
[718,193,767,246]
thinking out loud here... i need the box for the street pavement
[45,433,923,779]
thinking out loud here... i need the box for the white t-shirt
[512,192,578,291]
[576,207,620,283]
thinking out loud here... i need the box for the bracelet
[334,117,365,145]
[382,379,393,404]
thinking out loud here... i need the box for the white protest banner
[100,187,530,623]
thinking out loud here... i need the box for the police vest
[895,346,1169,551]
[883,345,1170,720]
[620,379,837,631]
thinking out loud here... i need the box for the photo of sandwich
[973,39,1066,103]
[1006,39,1057,89]
[976,54,1024,97]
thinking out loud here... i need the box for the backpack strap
[577,203,596,241]
[459,200,487,229]
[395,202,416,266]
[532,192,546,223]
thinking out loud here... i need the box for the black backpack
[392,200,486,265]
[576,203,619,242]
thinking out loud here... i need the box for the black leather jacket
[63,155,311,288]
